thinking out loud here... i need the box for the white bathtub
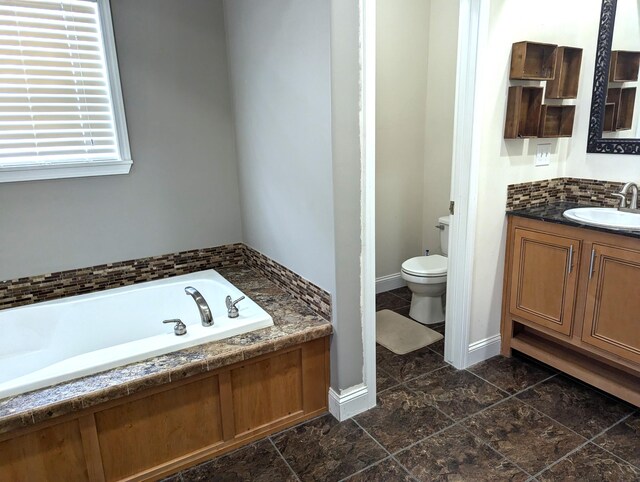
[0,270,273,399]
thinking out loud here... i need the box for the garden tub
[0,269,273,399]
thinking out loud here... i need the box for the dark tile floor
[165,288,639,481]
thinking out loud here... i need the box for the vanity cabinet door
[582,244,640,365]
[510,228,581,335]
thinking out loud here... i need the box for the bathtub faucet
[184,286,214,327]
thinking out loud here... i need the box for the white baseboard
[328,385,372,421]
[376,273,405,294]
[466,334,501,367]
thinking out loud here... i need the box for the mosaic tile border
[0,244,332,320]
[506,177,625,210]
[244,246,332,320]
[0,244,245,311]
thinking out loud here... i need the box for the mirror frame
[587,0,640,154]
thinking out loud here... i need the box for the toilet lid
[402,255,447,277]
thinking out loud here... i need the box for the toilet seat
[401,255,447,278]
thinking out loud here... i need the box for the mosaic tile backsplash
[0,244,332,320]
[244,246,332,321]
[506,177,625,210]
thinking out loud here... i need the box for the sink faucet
[614,182,639,211]
[184,286,213,326]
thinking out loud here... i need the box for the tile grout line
[525,404,637,479]
[440,373,557,428]
[582,412,640,470]
[468,368,557,398]
[335,456,391,482]
[514,388,634,447]
[388,455,421,482]
[350,417,391,457]
[375,365,402,394]
[268,437,302,482]
[563,375,640,413]
[389,420,464,458]
[462,368,513,397]
[369,370,537,461]
[530,436,594,479]
[267,411,329,439]
[350,418,420,482]
[456,423,534,478]
[400,378,460,427]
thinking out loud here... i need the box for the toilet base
[409,292,445,325]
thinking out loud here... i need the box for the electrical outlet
[535,143,551,166]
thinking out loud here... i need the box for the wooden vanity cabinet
[582,244,640,365]
[502,216,640,406]
[509,228,580,335]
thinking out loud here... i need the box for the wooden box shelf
[510,41,558,80]
[545,47,583,99]
[605,87,636,131]
[617,87,636,130]
[538,105,576,138]
[604,103,617,132]
[609,50,640,82]
[504,86,543,138]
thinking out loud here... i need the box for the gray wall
[0,0,242,281]
[223,0,336,294]
[329,0,365,391]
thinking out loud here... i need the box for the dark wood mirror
[587,0,640,154]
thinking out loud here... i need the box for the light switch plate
[535,143,551,166]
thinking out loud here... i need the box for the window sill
[0,159,133,183]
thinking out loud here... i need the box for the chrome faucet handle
[613,192,627,209]
[163,319,187,336]
[225,295,245,318]
[185,286,213,327]
[618,182,639,211]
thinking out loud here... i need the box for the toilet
[401,215,450,325]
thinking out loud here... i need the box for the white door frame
[360,0,487,406]
[360,0,378,410]
[444,0,488,368]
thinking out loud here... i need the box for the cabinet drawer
[510,228,581,335]
[582,244,640,365]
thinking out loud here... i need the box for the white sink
[563,207,640,231]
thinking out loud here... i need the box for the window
[0,0,131,183]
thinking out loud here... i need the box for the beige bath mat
[376,309,443,355]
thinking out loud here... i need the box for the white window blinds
[0,0,130,182]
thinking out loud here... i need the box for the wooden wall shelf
[505,42,581,139]
[605,87,636,131]
[538,105,576,137]
[609,50,640,82]
[545,47,583,99]
[617,87,636,130]
[510,41,558,80]
[504,86,543,138]
[604,102,616,132]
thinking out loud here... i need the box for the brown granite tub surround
[0,264,332,436]
[0,243,331,320]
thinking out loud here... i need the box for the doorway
[360,0,486,410]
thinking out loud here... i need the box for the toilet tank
[438,215,450,256]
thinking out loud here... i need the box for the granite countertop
[0,266,332,436]
[507,201,640,239]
